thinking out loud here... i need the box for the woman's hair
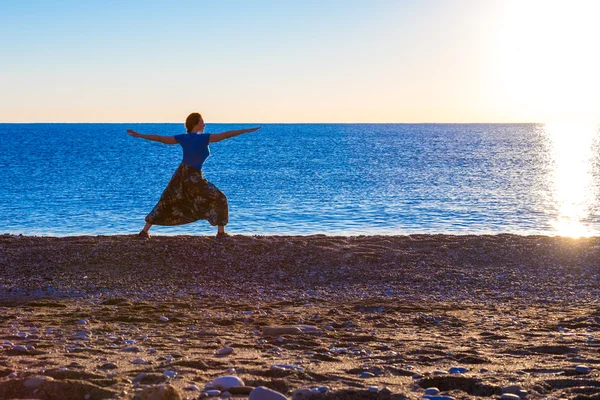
[185,112,202,133]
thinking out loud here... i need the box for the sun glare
[490,0,600,123]
[544,122,598,237]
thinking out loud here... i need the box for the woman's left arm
[209,127,261,143]
[127,129,178,145]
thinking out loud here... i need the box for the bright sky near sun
[1,0,599,123]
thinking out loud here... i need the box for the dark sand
[0,234,599,399]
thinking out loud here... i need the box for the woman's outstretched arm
[209,127,261,143]
[127,129,178,145]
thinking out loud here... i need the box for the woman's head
[185,112,205,133]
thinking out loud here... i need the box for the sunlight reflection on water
[545,122,599,237]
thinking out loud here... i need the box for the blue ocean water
[1,123,599,236]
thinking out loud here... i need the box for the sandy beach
[1,234,600,399]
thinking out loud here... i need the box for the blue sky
[1,0,599,122]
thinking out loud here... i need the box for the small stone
[204,389,221,396]
[500,394,521,400]
[368,386,379,392]
[122,345,142,352]
[160,316,169,322]
[138,384,182,400]
[448,367,467,374]
[23,376,54,389]
[8,372,17,378]
[184,385,199,391]
[210,376,245,391]
[216,347,234,356]
[425,387,441,395]
[133,358,149,364]
[163,370,177,378]
[98,362,118,370]
[76,319,89,325]
[12,345,28,352]
[249,386,288,400]
[433,369,448,375]
[263,326,303,336]
[271,364,304,372]
[502,385,522,394]
[317,386,329,393]
[360,371,375,378]
[576,365,591,374]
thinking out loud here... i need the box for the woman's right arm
[209,127,261,143]
[127,130,177,145]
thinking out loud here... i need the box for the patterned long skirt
[145,163,228,226]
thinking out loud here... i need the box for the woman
[127,112,261,239]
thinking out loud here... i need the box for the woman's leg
[217,225,225,235]
[142,222,152,233]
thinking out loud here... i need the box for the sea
[1,123,599,237]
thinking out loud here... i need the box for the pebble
[448,366,468,374]
[122,345,142,352]
[23,376,54,389]
[271,364,304,372]
[216,347,234,356]
[360,371,375,378]
[159,316,169,322]
[210,375,245,390]
[205,389,221,396]
[132,358,149,364]
[502,385,522,394]
[12,345,28,352]
[163,370,177,378]
[433,369,448,375]
[500,394,521,400]
[184,385,200,391]
[138,384,182,400]
[576,365,591,373]
[368,386,379,392]
[249,386,288,400]
[425,387,441,395]
[76,319,89,325]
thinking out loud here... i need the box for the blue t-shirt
[174,133,211,170]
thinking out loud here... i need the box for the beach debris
[216,346,234,356]
[209,375,245,391]
[249,386,288,400]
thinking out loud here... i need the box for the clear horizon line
[0,121,554,125]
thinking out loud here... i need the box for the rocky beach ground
[1,234,600,400]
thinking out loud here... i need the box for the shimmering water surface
[2,123,599,236]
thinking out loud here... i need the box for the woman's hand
[127,129,141,138]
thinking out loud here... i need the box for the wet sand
[0,234,599,399]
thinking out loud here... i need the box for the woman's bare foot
[138,230,151,239]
